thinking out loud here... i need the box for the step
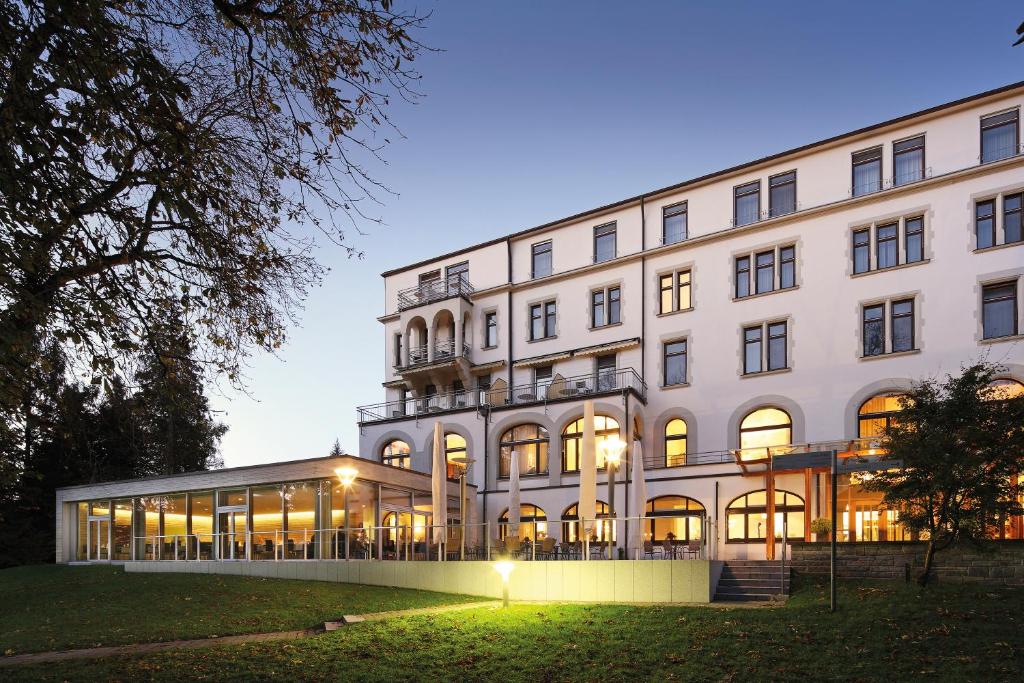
[718,579,788,589]
[715,591,780,602]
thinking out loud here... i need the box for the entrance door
[87,518,110,561]
[218,509,248,560]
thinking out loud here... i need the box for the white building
[357,81,1024,561]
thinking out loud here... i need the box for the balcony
[398,339,472,372]
[357,367,647,424]
[397,275,474,312]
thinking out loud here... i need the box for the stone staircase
[715,560,790,602]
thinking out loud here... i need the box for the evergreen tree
[329,439,346,458]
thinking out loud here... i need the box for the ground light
[600,436,627,559]
[493,560,514,607]
[335,466,358,560]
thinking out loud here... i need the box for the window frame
[735,245,795,298]
[735,256,751,298]
[743,320,788,374]
[733,180,761,227]
[484,311,498,348]
[862,303,885,357]
[529,300,557,340]
[663,420,688,467]
[726,490,805,543]
[904,216,924,263]
[381,439,411,469]
[852,146,882,197]
[591,285,621,328]
[498,424,550,478]
[875,222,898,269]
[663,338,688,387]
[561,415,620,473]
[891,299,915,353]
[976,199,996,250]
[852,229,870,274]
[1005,192,1023,245]
[768,171,796,218]
[531,240,553,279]
[659,269,692,314]
[892,134,925,186]
[982,281,1019,340]
[593,222,617,263]
[980,109,1020,164]
[662,202,688,245]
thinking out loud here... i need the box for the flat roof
[381,80,1024,278]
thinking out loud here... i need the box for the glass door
[87,518,110,561]
[218,509,248,560]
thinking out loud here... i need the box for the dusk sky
[213,0,1024,468]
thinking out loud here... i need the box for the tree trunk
[918,537,937,586]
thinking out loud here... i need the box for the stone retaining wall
[789,541,1024,585]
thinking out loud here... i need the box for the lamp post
[494,560,514,607]
[600,436,627,560]
[335,466,358,560]
[450,455,475,561]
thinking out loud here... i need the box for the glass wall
[283,481,317,559]
[251,485,283,560]
[112,499,133,561]
[191,493,214,559]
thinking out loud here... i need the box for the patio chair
[662,539,676,559]
[504,535,522,559]
[538,537,557,559]
[643,540,661,559]
[685,540,701,559]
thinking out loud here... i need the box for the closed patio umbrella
[578,400,597,540]
[629,439,648,559]
[431,422,446,545]
[508,449,520,537]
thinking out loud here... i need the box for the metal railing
[979,142,1024,165]
[398,339,471,370]
[642,448,735,470]
[397,275,475,311]
[358,367,647,423]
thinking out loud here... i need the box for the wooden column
[803,468,813,542]
[765,471,775,560]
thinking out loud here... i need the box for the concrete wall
[124,559,723,603]
[790,541,1024,586]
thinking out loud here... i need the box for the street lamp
[335,466,358,560]
[600,436,627,560]
[450,455,475,561]
[493,560,514,607]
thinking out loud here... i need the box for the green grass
[0,565,478,655]
[6,571,1024,681]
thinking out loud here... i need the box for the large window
[444,433,467,479]
[382,439,411,469]
[498,504,547,541]
[982,281,1018,339]
[529,300,556,340]
[743,321,787,374]
[531,240,552,278]
[726,490,805,542]
[768,171,796,217]
[905,216,924,263]
[734,180,760,227]
[852,215,925,273]
[735,245,795,298]
[646,496,704,542]
[852,229,870,274]
[484,311,498,348]
[858,393,907,438]
[663,339,687,387]
[852,146,882,196]
[562,415,619,472]
[862,303,885,357]
[738,407,792,460]
[893,135,925,186]
[876,222,898,269]
[735,256,750,298]
[862,297,915,357]
[499,424,549,478]
[562,501,613,543]
[664,418,687,466]
[976,199,996,249]
[755,250,774,294]
[659,269,692,314]
[591,286,620,327]
[981,109,1019,163]
[593,222,617,263]
[663,202,688,244]
[1007,192,1023,244]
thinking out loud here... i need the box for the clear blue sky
[212,0,1024,467]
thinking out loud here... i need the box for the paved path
[0,600,500,668]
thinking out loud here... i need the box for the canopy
[430,422,446,544]
[578,400,597,538]
[628,439,648,558]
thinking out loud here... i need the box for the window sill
[859,348,920,361]
[589,322,623,331]
[979,333,1024,345]
[497,473,549,481]
[481,345,499,351]
[527,335,557,344]
[974,241,1023,254]
[656,307,694,318]
[851,258,929,279]
[740,367,791,379]
[733,285,799,303]
[659,382,690,390]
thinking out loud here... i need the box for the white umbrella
[629,439,648,559]
[508,449,520,537]
[578,400,597,540]
[431,422,447,545]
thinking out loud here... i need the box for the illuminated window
[645,496,704,542]
[498,504,547,541]
[738,408,792,460]
[664,419,687,466]
[726,490,804,542]
[381,439,411,469]
[562,501,614,542]
[499,424,549,478]
[444,433,467,479]
[988,378,1024,400]
[858,393,907,438]
[562,415,619,472]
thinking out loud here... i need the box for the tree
[0,0,428,410]
[864,363,1024,585]
[329,438,345,457]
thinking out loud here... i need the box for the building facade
[357,82,1024,560]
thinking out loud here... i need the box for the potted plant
[810,517,832,542]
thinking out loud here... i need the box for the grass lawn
[0,565,478,655]
[7,576,1024,681]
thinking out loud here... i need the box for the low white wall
[124,559,722,603]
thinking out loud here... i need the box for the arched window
[645,495,705,542]
[498,504,547,541]
[562,501,614,542]
[988,378,1024,400]
[726,490,804,543]
[444,433,467,479]
[738,407,792,460]
[665,419,687,466]
[562,415,620,472]
[381,439,411,469]
[858,393,907,438]
[499,424,549,478]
